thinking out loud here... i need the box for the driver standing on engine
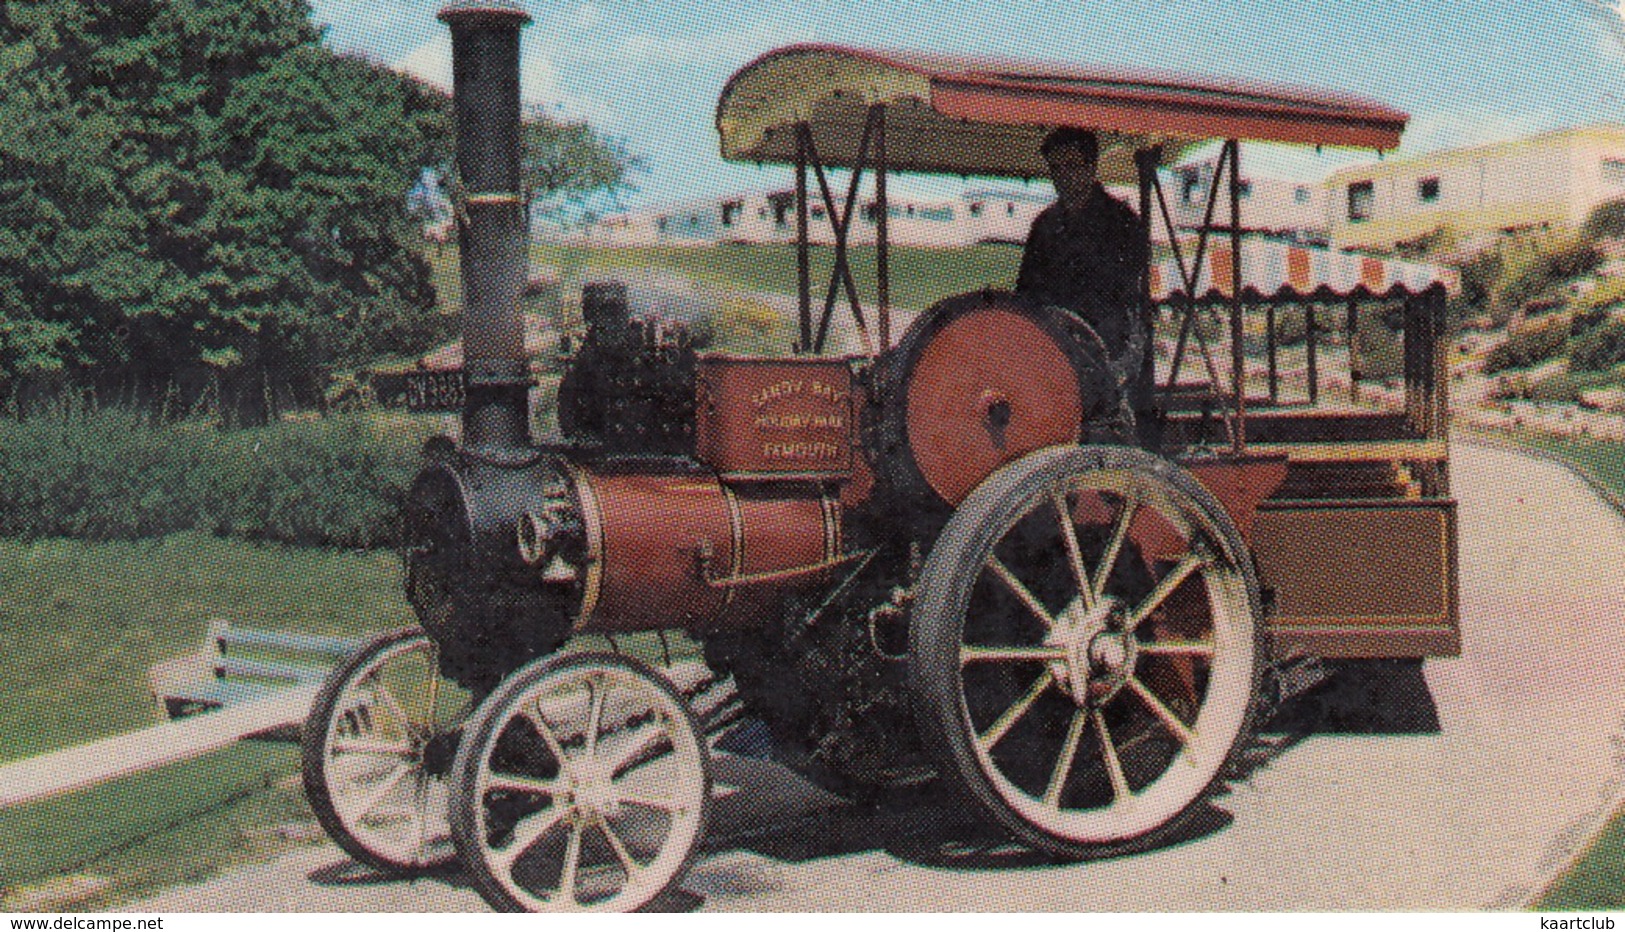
[1015,128,1148,362]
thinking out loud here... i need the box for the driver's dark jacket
[1015,184,1147,358]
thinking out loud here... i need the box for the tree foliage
[0,0,637,421]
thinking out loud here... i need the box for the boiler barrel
[568,468,839,633]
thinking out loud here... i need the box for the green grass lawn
[532,242,1025,313]
[0,533,414,908]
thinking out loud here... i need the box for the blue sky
[310,0,1625,208]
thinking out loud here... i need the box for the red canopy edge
[718,45,1408,179]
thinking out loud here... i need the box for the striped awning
[1150,237,1458,302]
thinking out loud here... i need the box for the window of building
[968,202,984,217]
[1604,159,1625,187]
[1293,186,1310,204]
[720,201,742,227]
[1417,177,1440,203]
[1237,180,1252,199]
[1180,169,1203,205]
[1348,181,1375,222]
[1007,202,1015,216]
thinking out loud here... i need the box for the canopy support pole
[1228,139,1245,454]
[1306,305,1320,405]
[1135,146,1161,447]
[1266,303,1278,404]
[1347,298,1362,404]
[875,105,891,352]
[796,128,811,354]
[801,117,876,356]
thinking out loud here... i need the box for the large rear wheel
[909,444,1265,859]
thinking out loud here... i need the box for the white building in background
[1170,153,1335,245]
[557,183,1190,249]
[1326,124,1625,252]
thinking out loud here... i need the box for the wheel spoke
[492,804,568,871]
[343,762,412,822]
[987,557,1058,629]
[556,821,584,906]
[486,773,564,797]
[1124,551,1206,631]
[1092,710,1133,803]
[1043,710,1089,808]
[1052,490,1095,612]
[361,682,415,737]
[524,698,579,781]
[585,675,607,760]
[1125,676,1195,747]
[1138,639,1215,657]
[1090,496,1140,603]
[596,813,643,876]
[977,671,1054,750]
[331,737,414,757]
[615,790,684,812]
[961,645,1067,664]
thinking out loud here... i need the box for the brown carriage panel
[1251,499,1458,655]
[1271,625,1460,659]
[1180,456,1289,542]
[695,356,854,479]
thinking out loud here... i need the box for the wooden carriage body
[714,44,1460,661]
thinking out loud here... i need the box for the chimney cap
[438,1,531,26]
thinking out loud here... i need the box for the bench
[148,620,362,725]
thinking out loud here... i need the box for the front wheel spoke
[1138,640,1215,657]
[1043,711,1089,808]
[524,700,579,781]
[987,558,1058,629]
[344,763,412,822]
[1125,676,1195,747]
[961,645,1067,665]
[492,804,568,871]
[364,682,418,736]
[585,676,607,760]
[977,671,1054,750]
[1091,496,1140,603]
[1092,710,1133,802]
[331,737,414,757]
[615,788,683,812]
[556,821,584,906]
[595,813,643,876]
[1052,490,1095,611]
[486,773,564,797]
[1124,552,1206,631]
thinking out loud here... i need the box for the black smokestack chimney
[439,1,532,457]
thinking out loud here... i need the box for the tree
[519,107,644,229]
[0,0,638,423]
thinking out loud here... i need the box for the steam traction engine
[302,1,1460,912]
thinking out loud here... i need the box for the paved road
[135,441,1625,911]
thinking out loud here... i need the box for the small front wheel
[449,652,711,912]
[910,444,1266,859]
[301,628,469,874]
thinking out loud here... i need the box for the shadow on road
[300,659,1441,911]
[1268,659,1441,738]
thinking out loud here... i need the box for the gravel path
[134,441,1625,911]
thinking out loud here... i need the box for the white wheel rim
[958,467,1256,846]
[469,661,707,912]
[321,636,462,868]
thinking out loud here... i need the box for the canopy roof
[1151,237,1458,303]
[718,45,1409,183]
